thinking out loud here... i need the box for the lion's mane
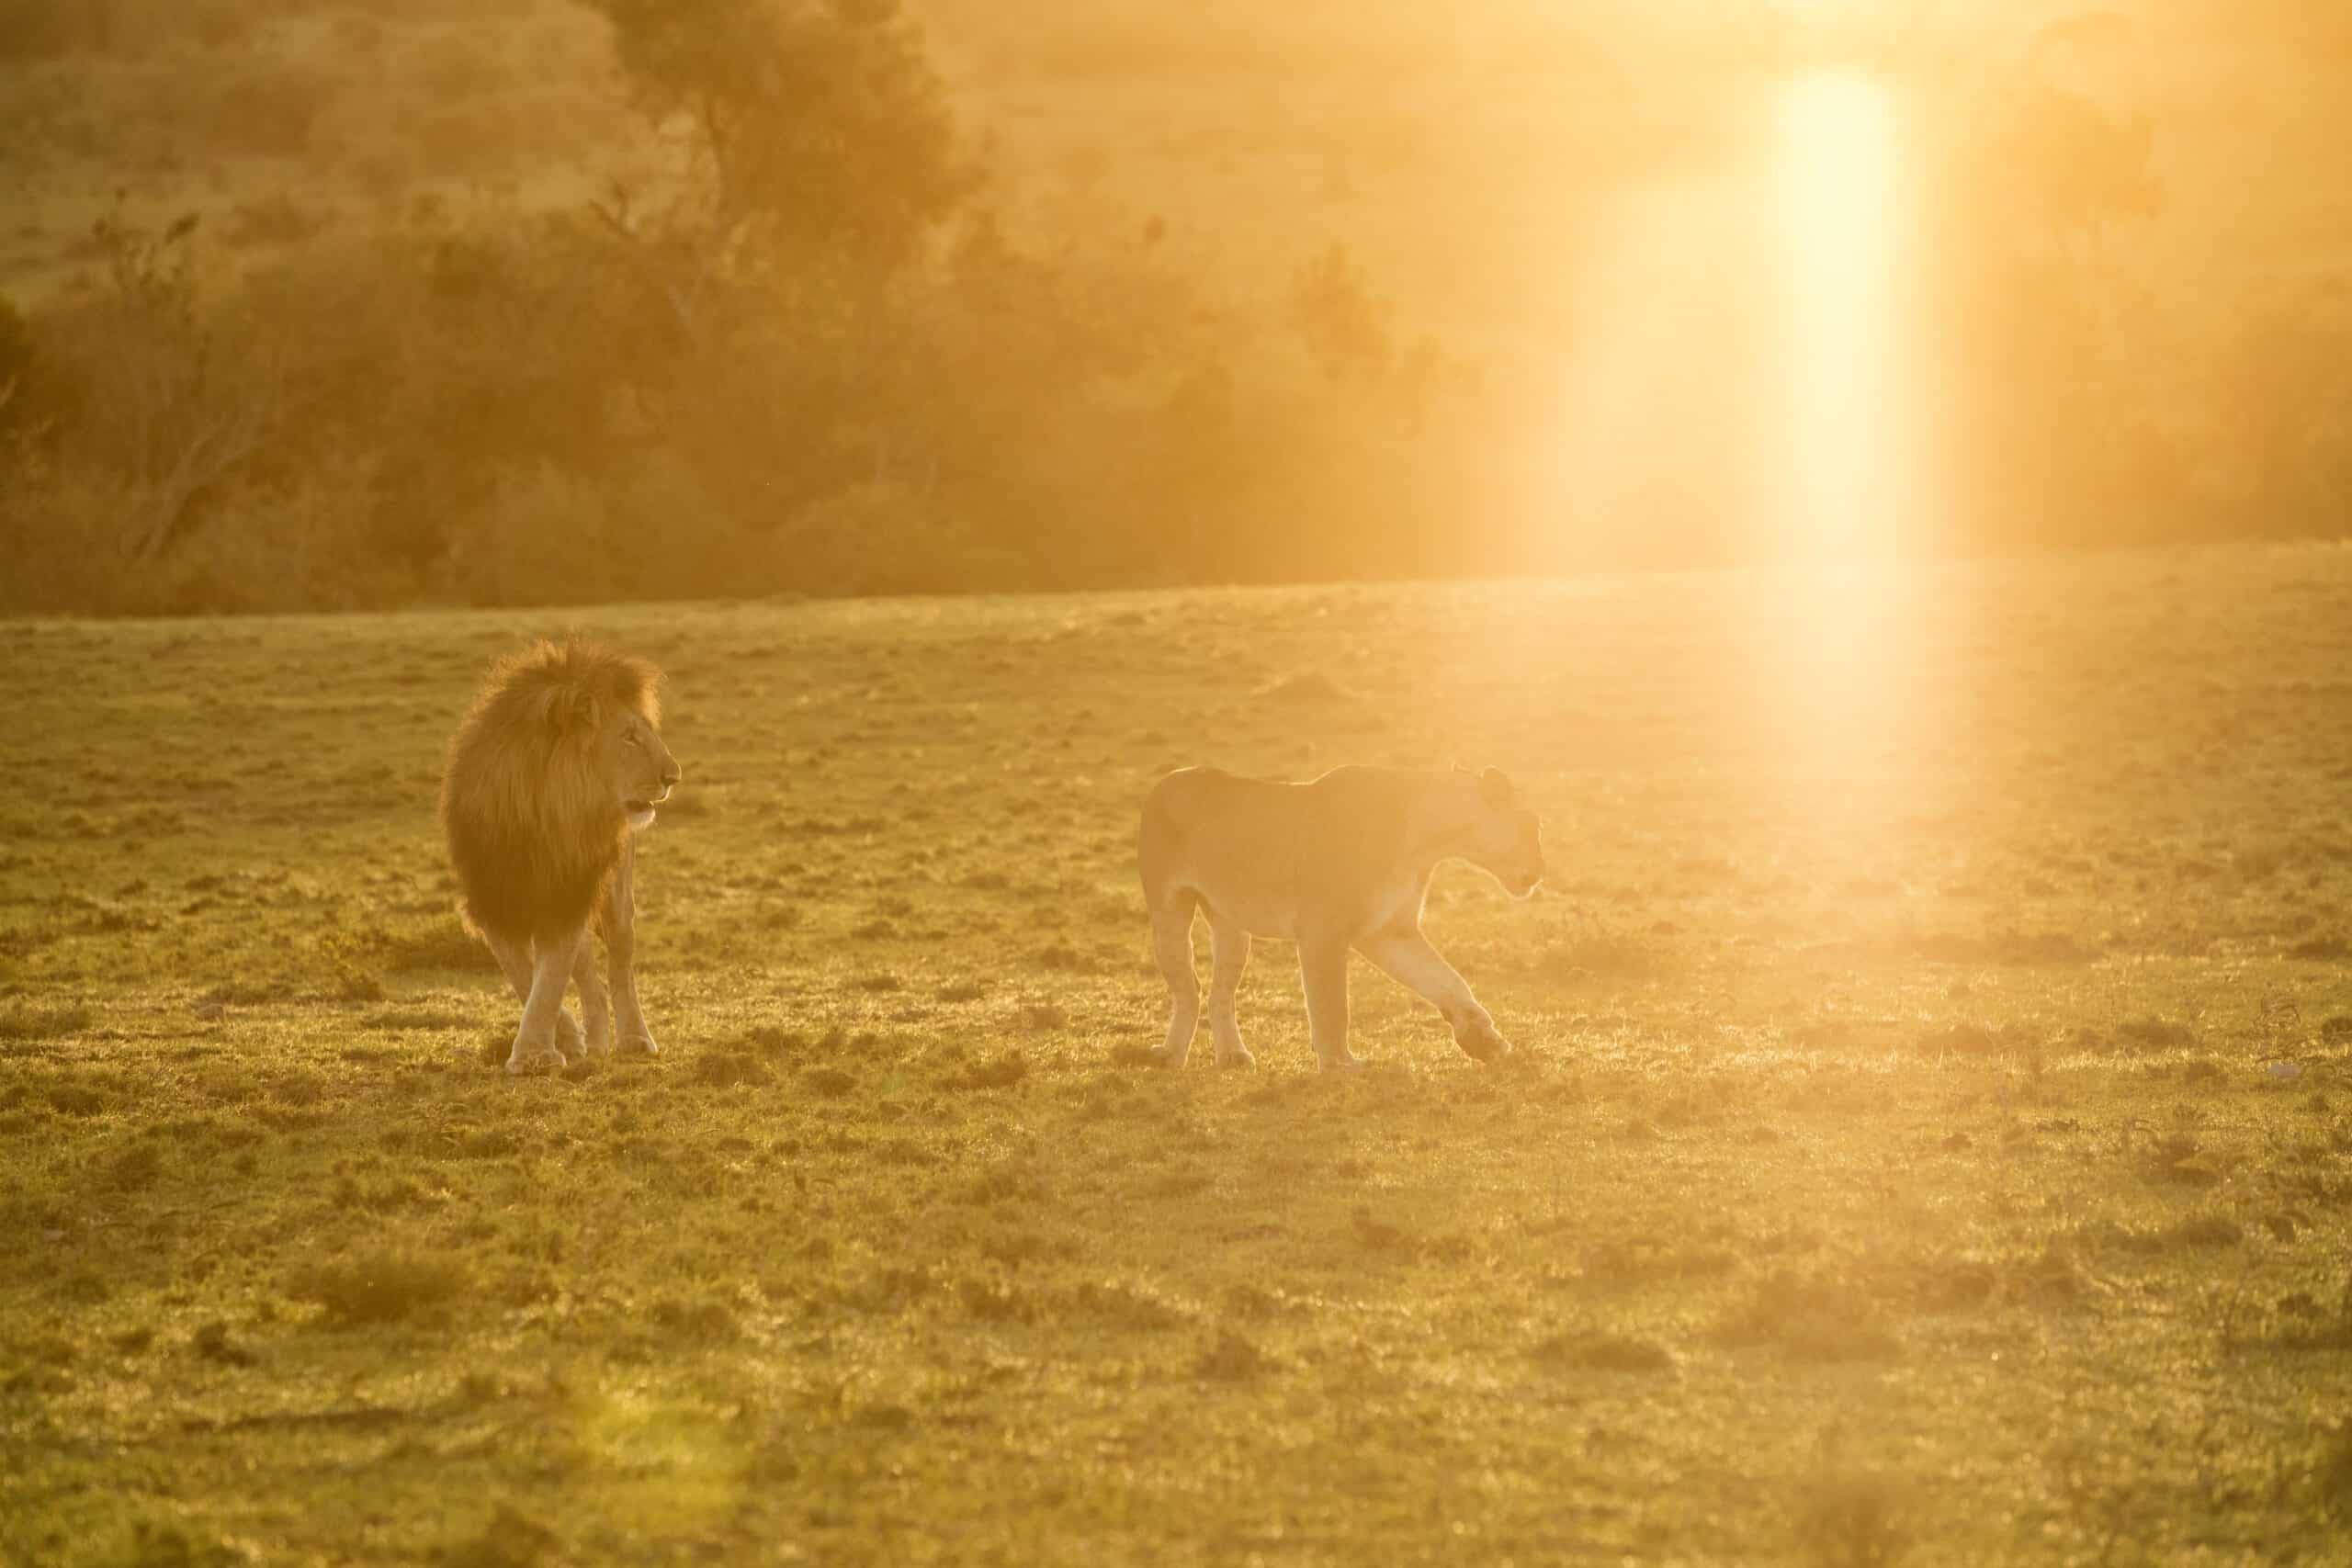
[439,639,662,943]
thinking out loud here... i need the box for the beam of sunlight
[1778,69,1901,561]
[1754,70,1951,841]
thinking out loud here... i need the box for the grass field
[3,543,2351,1565]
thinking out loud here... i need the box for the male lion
[1139,763,1547,1071]
[440,640,681,1076]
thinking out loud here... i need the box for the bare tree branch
[128,387,272,561]
[590,184,708,349]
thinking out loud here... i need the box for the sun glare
[1778,69,1902,559]
[1755,69,1943,824]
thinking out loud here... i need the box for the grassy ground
[3,544,2351,1565]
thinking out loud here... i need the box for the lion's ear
[537,686,600,733]
[1453,761,1475,779]
[1478,767,1516,809]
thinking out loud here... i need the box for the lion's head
[1457,765,1547,899]
[505,642,680,829]
[500,642,679,823]
[604,701,680,830]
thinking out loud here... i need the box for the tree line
[2,0,2346,615]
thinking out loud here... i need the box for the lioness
[1139,763,1547,1071]
[440,640,681,1076]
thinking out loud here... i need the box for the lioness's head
[1459,765,1546,899]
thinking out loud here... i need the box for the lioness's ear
[1478,767,1515,808]
[1453,761,1474,779]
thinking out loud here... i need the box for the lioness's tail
[1140,772,1205,966]
[1140,772,1214,1064]
[1138,769,1201,917]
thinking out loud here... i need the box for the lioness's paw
[1316,1053,1366,1074]
[504,1045,569,1077]
[617,1032,661,1057]
[1215,1048,1256,1070]
[1146,1045,1190,1069]
[1454,1021,1512,1064]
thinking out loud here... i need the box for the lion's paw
[1215,1047,1256,1070]
[504,1045,569,1077]
[1145,1044,1190,1070]
[1316,1052,1366,1074]
[617,1032,661,1058]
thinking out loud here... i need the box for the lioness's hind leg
[1148,900,1201,1067]
[1206,915,1252,1068]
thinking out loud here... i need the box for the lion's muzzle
[623,783,674,832]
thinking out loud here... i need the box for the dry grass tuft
[288,1252,469,1326]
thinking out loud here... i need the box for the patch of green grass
[2320,1422,2352,1523]
[1529,1329,1676,1373]
[1793,1463,1913,1568]
[0,1001,90,1040]
[371,916,499,975]
[1713,1269,1904,1364]
[948,1051,1028,1090]
[287,1253,469,1326]
[431,1505,560,1568]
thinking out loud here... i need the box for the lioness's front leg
[1298,936,1361,1072]
[1205,915,1253,1068]
[605,837,659,1056]
[508,919,588,1076]
[1358,930,1511,1063]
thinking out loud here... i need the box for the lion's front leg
[571,937,612,1057]
[1358,930,1512,1064]
[605,838,659,1057]
[507,920,587,1076]
[486,928,585,1060]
